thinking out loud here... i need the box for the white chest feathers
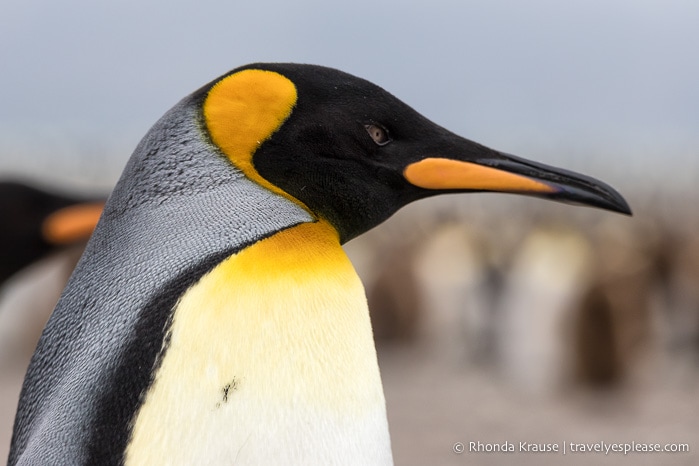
[125,221,393,465]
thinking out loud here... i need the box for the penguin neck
[126,220,393,465]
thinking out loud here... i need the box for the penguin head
[202,63,630,243]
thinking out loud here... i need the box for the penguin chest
[125,221,393,465]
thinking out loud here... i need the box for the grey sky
[1,0,698,192]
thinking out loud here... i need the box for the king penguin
[0,181,104,284]
[8,63,631,466]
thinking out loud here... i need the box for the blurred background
[1,0,698,464]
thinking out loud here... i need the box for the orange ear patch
[42,202,105,245]
[404,158,556,193]
[203,69,299,202]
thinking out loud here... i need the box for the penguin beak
[403,150,632,215]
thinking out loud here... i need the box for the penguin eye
[365,124,391,146]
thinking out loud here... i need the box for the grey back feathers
[9,93,313,465]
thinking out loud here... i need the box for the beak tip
[581,188,633,216]
[594,184,633,217]
[615,200,633,217]
[618,199,633,216]
[553,183,633,217]
[605,201,633,217]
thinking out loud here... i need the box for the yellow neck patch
[203,69,303,206]
[125,220,390,464]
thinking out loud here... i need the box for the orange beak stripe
[42,202,105,245]
[404,157,557,193]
